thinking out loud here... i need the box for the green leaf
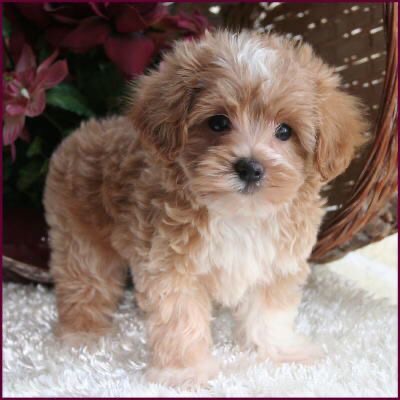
[75,58,125,116]
[26,136,43,158]
[40,159,49,175]
[46,83,94,117]
[17,159,44,192]
[3,16,11,38]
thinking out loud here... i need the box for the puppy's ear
[314,68,368,182]
[128,51,199,162]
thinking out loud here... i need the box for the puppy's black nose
[234,158,264,183]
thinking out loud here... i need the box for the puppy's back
[43,116,140,239]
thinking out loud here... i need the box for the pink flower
[3,44,68,159]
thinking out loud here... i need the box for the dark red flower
[149,11,211,53]
[15,2,167,77]
[46,16,111,53]
[157,11,211,39]
[104,34,155,77]
[13,3,209,78]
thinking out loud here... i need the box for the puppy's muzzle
[234,158,264,188]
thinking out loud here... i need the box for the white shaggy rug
[3,267,397,397]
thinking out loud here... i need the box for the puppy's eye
[208,115,231,133]
[275,123,292,141]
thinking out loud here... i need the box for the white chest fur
[199,214,290,307]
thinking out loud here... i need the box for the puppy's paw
[54,322,114,350]
[146,357,219,389]
[259,335,324,365]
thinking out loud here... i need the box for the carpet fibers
[3,267,397,397]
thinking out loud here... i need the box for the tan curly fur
[43,30,367,388]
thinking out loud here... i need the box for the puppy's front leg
[136,270,217,388]
[235,267,323,364]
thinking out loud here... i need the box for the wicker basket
[3,2,397,283]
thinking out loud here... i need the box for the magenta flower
[3,44,68,159]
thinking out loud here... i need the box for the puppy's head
[129,31,367,216]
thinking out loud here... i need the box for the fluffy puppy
[44,30,367,387]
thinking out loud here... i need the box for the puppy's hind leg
[49,226,127,346]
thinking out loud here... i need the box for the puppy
[44,30,367,387]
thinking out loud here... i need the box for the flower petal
[108,3,167,33]
[37,49,59,74]
[25,89,46,117]
[156,11,210,37]
[44,3,94,25]
[15,44,36,73]
[46,17,110,53]
[44,26,73,49]
[104,35,155,77]
[15,4,52,28]
[89,3,108,19]
[108,4,147,33]
[35,60,68,90]
[5,103,26,116]
[135,3,168,25]
[3,114,25,146]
